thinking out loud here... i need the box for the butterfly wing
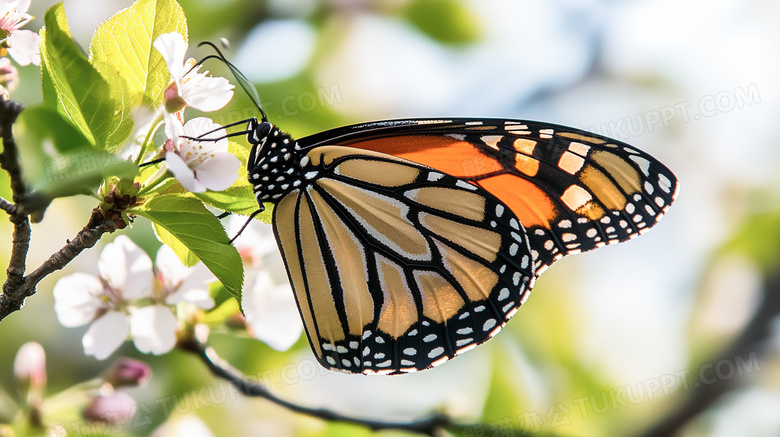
[272,146,534,374]
[298,119,679,275]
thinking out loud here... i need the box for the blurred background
[2,0,779,435]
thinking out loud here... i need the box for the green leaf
[37,151,137,198]
[16,106,94,154]
[40,3,119,150]
[39,48,59,111]
[132,194,244,300]
[89,0,187,145]
[404,0,481,45]
[153,221,200,267]
[15,104,137,199]
[194,184,271,220]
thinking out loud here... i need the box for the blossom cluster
[54,235,215,359]
[54,223,303,359]
[152,32,240,193]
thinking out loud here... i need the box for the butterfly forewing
[297,119,679,275]
[272,146,535,374]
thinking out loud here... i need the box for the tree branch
[0,195,15,214]
[0,208,117,321]
[0,99,119,321]
[0,98,31,318]
[638,266,780,437]
[180,339,454,436]
[0,99,26,204]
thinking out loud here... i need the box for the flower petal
[154,32,187,82]
[53,273,105,327]
[166,151,206,193]
[194,152,240,191]
[156,244,189,288]
[181,75,234,112]
[182,117,228,152]
[130,305,178,355]
[166,263,216,309]
[13,0,31,15]
[83,312,130,360]
[229,217,277,261]
[151,415,216,437]
[242,271,303,351]
[7,29,40,66]
[99,235,154,299]
[163,110,184,144]
[228,218,288,285]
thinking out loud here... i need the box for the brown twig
[0,208,118,321]
[0,98,32,319]
[0,100,118,322]
[179,339,454,436]
[638,266,780,437]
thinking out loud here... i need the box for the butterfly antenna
[138,157,166,168]
[198,41,267,122]
[228,207,265,244]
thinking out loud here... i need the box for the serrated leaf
[89,0,187,147]
[132,194,244,299]
[16,106,94,154]
[37,151,137,198]
[194,183,270,220]
[40,3,119,150]
[39,49,59,111]
[153,221,200,267]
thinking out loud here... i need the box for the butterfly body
[241,118,679,375]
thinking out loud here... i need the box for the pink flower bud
[82,392,137,424]
[14,342,46,392]
[0,58,18,93]
[101,358,151,388]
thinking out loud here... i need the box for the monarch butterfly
[200,46,678,375]
[224,115,678,375]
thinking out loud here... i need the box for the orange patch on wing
[477,174,557,229]
[344,135,492,179]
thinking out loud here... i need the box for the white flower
[151,415,215,437]
[243,271,302,351]
[230,217,302,351]
[0,0,40,66]
[53,237,216,359]
[129,305,178,355]
[54,236,155,360]
[154,32,233,113]
[228,216,288,285]
[155,244,215,309]
[163,114,240,193]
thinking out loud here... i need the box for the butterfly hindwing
[272,146,535,374]
[297,119,679,275]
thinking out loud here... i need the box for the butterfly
[198,44,678,375]
[228,115,679,375]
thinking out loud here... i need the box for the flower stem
[137,167,171,197]
[134,113,165,167]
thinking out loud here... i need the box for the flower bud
[14,342,46,394]
[101,358,151,388]
[0,58,19,93]
[82,392,137,424]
